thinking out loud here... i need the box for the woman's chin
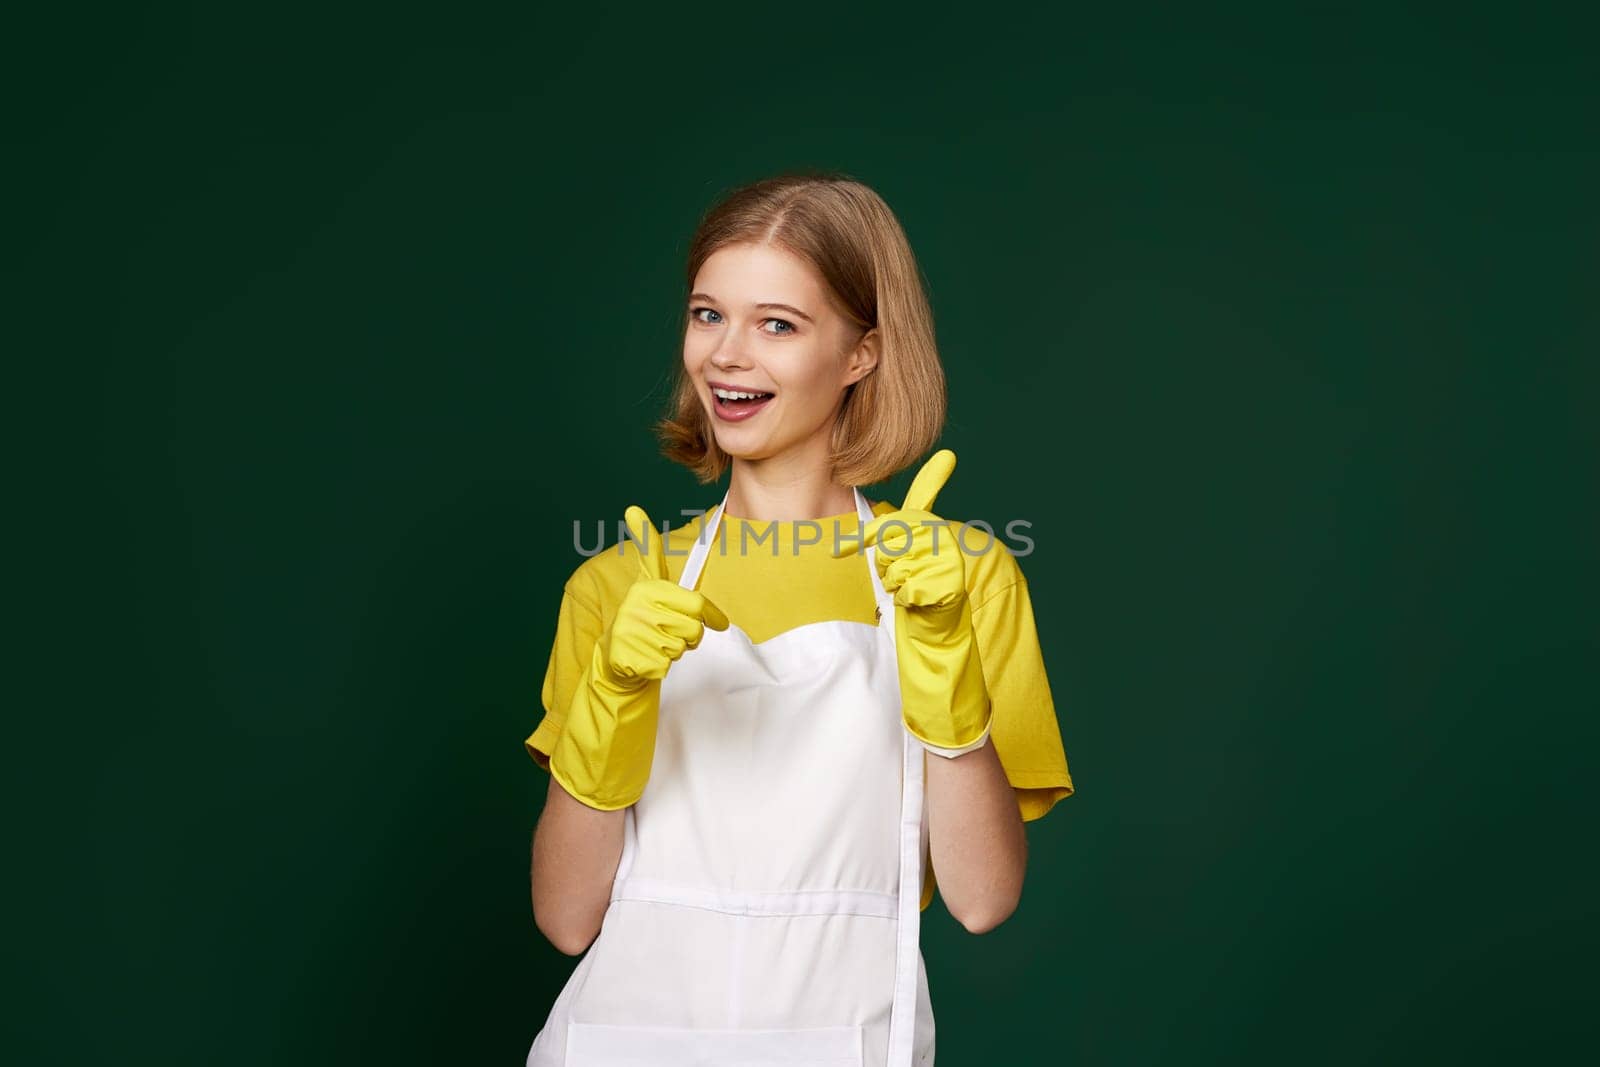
[711,428,781,462]
[714,439,766,461]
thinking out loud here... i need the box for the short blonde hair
[654,171,947,487]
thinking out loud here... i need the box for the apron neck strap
[856,489,896,614]
[676,493,727,592]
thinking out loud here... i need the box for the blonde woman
[523,173,1074,1067]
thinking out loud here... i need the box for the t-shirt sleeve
[524,576,606,772]
[968,552,1076,822]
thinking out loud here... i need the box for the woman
[523,173,1074,1066]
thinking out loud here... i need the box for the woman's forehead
[692,242,824,306]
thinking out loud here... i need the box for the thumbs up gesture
[550,506,731,810]
[598,506,731,685]
[836,449,993,756]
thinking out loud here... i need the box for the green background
[19,4,1595,1063]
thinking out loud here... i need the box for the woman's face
[683,241,877,466]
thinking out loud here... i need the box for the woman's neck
[724,458,857,523]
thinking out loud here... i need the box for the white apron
[527,486,934,1067]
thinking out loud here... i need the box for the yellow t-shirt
[525,497,1076,911]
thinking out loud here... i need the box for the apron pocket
[566,1020,863,1066]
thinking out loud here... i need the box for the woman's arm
[529,506,729,955]
[925,737,1027,933]
[530,775,626,955]
[845,455,1030,932]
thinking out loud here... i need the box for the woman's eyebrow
[687,293,814,324]
[757,302,814,323]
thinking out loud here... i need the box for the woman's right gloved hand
[549,505,730,811]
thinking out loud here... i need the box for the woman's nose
[709,339,750,370]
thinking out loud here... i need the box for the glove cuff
[897,597,993,754]
[548,651,661,811]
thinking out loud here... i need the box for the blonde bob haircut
[654,171,947,487]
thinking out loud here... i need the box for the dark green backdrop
[21,4,1595,1064]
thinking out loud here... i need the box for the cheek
[682,334,710,374]
[781,351,843,409]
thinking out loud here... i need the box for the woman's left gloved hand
[836,449,993,757]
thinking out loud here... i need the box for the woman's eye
[689,308,793,335]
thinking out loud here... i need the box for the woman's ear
[844,327,881,386]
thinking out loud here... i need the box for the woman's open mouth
[711,385,775,422]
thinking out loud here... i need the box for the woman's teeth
[711,386,775,421]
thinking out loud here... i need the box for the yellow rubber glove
[836,449,993,758]
[549,505,730,810]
